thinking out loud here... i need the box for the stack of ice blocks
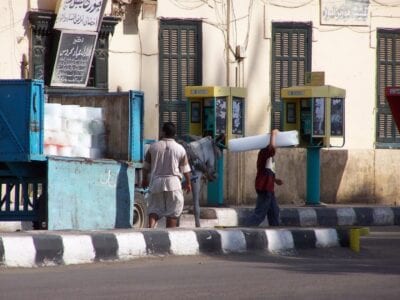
[44,103,106,159]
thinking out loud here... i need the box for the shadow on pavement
[207,227,400,276]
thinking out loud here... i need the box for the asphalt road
[0,227,399,300]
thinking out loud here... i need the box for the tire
[133,192,148,228]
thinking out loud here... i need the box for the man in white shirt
[142,122,192,228]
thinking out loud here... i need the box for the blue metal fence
[0,180,45,221]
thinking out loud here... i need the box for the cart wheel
[133,193,148,228]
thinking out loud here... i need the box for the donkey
[179,135,222,227]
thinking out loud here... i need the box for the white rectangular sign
[320,0,370,26]
[54,0,107,32]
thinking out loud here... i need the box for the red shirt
[254,145,275,192]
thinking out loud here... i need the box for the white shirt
[143,138,191,193]
[265,157,276,174]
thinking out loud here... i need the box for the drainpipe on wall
[21,54,29,79]
[226,0,230,86]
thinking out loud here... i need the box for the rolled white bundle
[78,133,93,147]
[58,146,73,157]
[45,103,62,117]
[66,133,79,146]
[44,144,58,156]
[44,130,70,146]
[64,118,86,133]
[228,130,299,152]
[44,115,62,131]
[75,106,87,119]
[61,105,81,119]
[83,107,104,120]
[72,146,91,158]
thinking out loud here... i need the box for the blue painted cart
[0,80,144,230]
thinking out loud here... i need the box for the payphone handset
[300,100,312,140]
[203,98,215,137]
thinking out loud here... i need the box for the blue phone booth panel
[129,90,144,162]
[0,79,44,161]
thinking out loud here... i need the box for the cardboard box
[305,72,325,86]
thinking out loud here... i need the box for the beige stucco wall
[0,2,29,79]
[2,1,400,205]
[226,147,400,206]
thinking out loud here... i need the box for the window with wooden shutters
[271,23,312,130]
[376,29,400,147]
[159,20,202,137]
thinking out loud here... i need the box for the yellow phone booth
[185,86,246,145]
[281,78,346,205]
[184,86,246,205]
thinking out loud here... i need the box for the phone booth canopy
[385,87,400,131]
[281,84,346,148]
[184,86,246,146]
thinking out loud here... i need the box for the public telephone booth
[185,86,246,145]
[281,85,346,147]
[281,74,346,205]
[184,86,246,205]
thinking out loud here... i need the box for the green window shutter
[159,20,202,137]
[376,29,400,147]
[271,23,312,130]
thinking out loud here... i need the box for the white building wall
[2,0,400,204]
[0,2,29,79]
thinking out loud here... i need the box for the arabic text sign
[54,0,107,31]
[321,0,370,26]
[51,31,98,87]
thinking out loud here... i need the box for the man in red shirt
[245,129,283,226]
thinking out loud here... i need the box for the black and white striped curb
[0,228,350,268]
[280,207,400,227]
[203,206,400,227]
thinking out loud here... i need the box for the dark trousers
[246,191,280,226]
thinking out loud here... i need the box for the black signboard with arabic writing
[50,31,97,87]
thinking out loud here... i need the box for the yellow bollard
[349,227,369,252]
[350,228,360,252]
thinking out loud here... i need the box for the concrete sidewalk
[0,227,351,268]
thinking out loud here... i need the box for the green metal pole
[207,152,224,206]
[306,146,321,205]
